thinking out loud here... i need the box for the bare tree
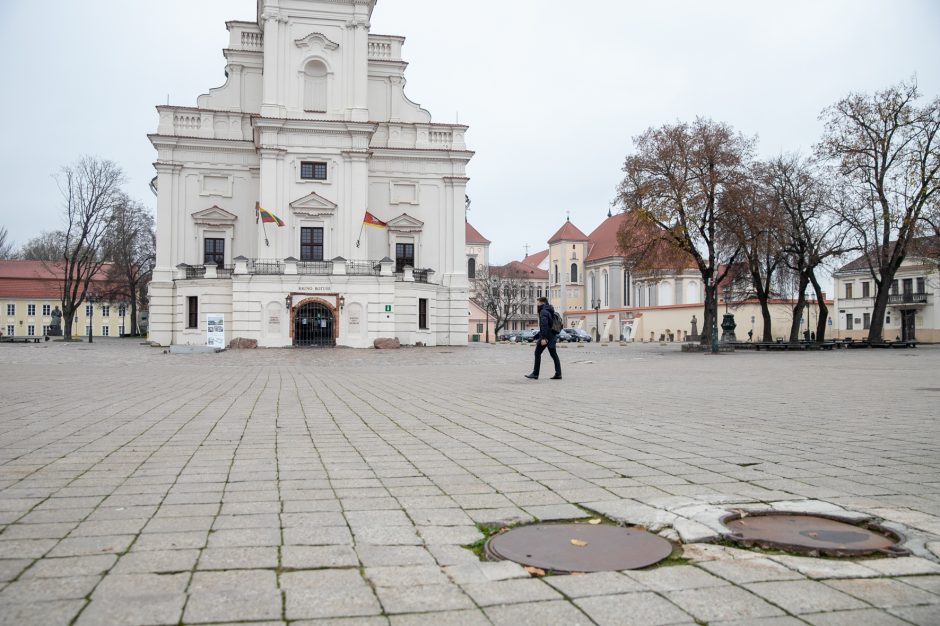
[761,155,852,343]
[57,157,125,340]
[471,264,533,338]
[616,118,753,349]
[818,80,940,342]
[19,230,66,261]
[722,177,787,342]
[0,226,15,259]
[102,195,155,335]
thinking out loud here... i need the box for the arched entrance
[293,300,336,347]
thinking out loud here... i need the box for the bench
[0,336,43,344]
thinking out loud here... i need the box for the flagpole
[355,220,365,249]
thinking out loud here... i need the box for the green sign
[384,305,392,312]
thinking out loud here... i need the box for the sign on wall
[207,314,225,348]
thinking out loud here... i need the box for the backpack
[550,310,564,334]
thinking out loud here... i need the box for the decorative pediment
[191,206,237,227]
[387,213,424,234]
[290,192,338,218]
[294,32,340,51]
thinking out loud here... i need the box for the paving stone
[485,599,594,626]
[375,582,475,613]
[886,604,940,625]
[545,570,647,597]
[711,618,806,626]
[625,565,730,591]
[206,527,280,548]
[417,525,483,545]
[802,608,913,626]
[132,530,208,551]
[111,549,199,574]
[356,545,435,567]
[408,508,475,526]
[20,554,117,578]
[699,557,805,583]
[575,592,694,625]
[185,569,282,623]
[75,595,186,626]
[0,599,85,626]
[897,574,940,594]
[768,554,882,579]
[825,577,940,608]
[197,546,278,570]
[461,578,562,606]
[0,559,32,582]
[281,569,382,620]
[364,565,450,587]
[0,574,100,602]
[857,556,940,576]
[666,586,786,622]
[744,579,868,614]
[444,560,530,584]
[0,538,56,558]
[522,503,588,520]
[353,525,423,545]
[388,609,491,626]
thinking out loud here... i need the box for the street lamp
[86,292,97,344]
[120,301,127,337]
[591,298,601,342]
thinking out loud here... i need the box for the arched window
[304,60,328,112]
[554,264,559,283]
[589,272,596,302]
[602,270,609,307]
[467,257,476,279]
[570,263,578,283]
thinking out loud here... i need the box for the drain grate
[723,512,905,557]
[484,523,672,573]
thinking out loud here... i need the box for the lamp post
[120,301,127,337]
[86,293,97,344]
[591,298,601,342]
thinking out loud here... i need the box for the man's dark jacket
[537,303,558,348]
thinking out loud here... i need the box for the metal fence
[347,260,381,276]
[249,259,283,275]
[298,261,332,275]
[184,265,206,279]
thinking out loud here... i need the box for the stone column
[258,148,285,258]
[260,12,280,117]
[342,149,370,260]
[153,162,182,282]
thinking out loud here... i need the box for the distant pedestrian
[526,297,562,380]
[747,329,753,342]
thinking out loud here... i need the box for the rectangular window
[418,298,428,330]
[844,283,853,299]
[85,304,93,316]
[6,325,13,336]
[846,314,853,330]
[395,243,415,273]
[476,323,483,333]
[42,304,51,316]
[118,305,126,317]
[42,325,49,335]
[101,326,109,337]
[102,306,110,317]
[916,277,925,294]
[85,325,91,336]
[118,325,125,336]
[27,325,35,336]
[6,304,14,316]
[300,227,324,261]
[204,238,225,267]
[891,280,899,295]
[902,278,913,295]
[300,161,328,180]
[187,296,198,329]
[27,304,36,316]
[863,313,871,330]
[862,281,870,298]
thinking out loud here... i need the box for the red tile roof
[0,260,117,299]
[490,260,549,280]
[585,212,630,262]
[465,222,491,244]
[548,219,589,243]
[522,249,549,268]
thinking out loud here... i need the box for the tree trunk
[702,284,717,350]
[63,303,75,340]
[867,276,891,343]
[788,274,810,343]
[761,306,773,343]
[809,272,828,343]
[130,298,139,336]
[750,269,774,342]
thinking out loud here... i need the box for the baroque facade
[149,0,472,348]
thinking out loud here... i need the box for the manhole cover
[484,523,672,572]
[723,513,905,557]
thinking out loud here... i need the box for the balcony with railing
[888,292,931,306]
[177,258,439,283]
[249,259,283,275]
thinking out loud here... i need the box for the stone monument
[721,312,737,343]
[48,306,63,337]
[687,315,700,342]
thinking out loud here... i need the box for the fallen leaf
[524,566,546,576]
[570,572,585,576]
[589,518,602,525]
[570,539,588,547]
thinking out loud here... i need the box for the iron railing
[413,269,432,283]
[249,259,283,275]
[347,260,381,276]
[184,265,206,279]
[297,261,332,275]
[888,292,930,305]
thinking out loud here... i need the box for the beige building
[0,261,136,339]
[468,299,495,343]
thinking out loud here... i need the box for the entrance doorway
[901,310,916,342]
[294,301,335,347]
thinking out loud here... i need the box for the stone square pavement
[0,339,938,625]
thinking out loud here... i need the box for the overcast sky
[1,0,938,264]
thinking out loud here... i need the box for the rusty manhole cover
[484,523,672,572]
[722,512,906,557]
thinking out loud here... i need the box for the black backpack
[550,310,564,334]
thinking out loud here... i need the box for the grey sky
[1,0,938,264]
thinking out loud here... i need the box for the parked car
[570,328,593,342]
[556,329,574,342]
[517,329,539,343]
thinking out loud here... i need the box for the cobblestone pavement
[1,339,938,625]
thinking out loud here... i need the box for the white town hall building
[148,0,473,348]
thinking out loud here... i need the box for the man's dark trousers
[533,342,561,378]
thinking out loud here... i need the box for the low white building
[832,238,939,342]
[149,0,472,348]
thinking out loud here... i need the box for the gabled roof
[0,260,117,299]
[836,236,940,273]
[522,249,549,268]
[548,219,588,243]
[585,212,629,262]
[465,222,490,244]
[490,260,549,280]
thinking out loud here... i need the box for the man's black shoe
[525,374,538,380]
[550,374,562,380]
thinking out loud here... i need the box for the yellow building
[0,260,137,339]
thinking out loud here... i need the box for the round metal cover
[723,513,905,557]
[484,523,672,573]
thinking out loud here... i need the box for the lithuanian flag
[363,211,387,228]
[256,203,285,227]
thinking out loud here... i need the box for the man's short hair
[537,297,548,304]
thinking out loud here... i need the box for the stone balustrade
[156,107,254,141]
[367,35,404,62]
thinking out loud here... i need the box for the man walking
[526,297,562,380]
